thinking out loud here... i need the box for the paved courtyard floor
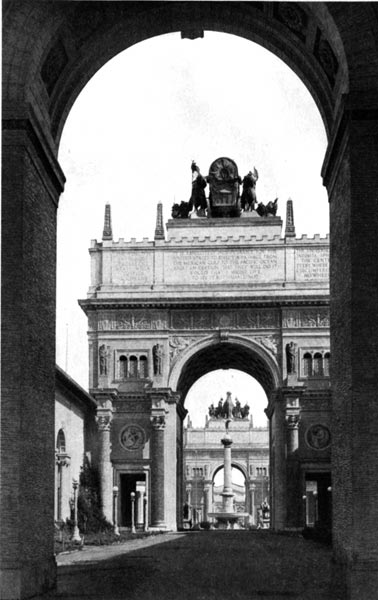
[40,530,343,600]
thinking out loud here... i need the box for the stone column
[55,453,70,521]
[221,429,234,513]
[150,415,166,528]
[136,491,144,528]
[284,396,301,528]
[285,414,300,454]
[1,104,65,599]
[204,483,212,521]
[322,98,378,598]
[249,483,256,525]
[96,408,113,522]
[266,392,286,530]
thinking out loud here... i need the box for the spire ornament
[102,203,113,240]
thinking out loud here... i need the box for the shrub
[78,459,112,533]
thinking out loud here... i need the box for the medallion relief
[119,424,146,451]
[305,424,331,450]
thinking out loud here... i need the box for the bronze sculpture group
[208,392,250,420]
[171,158,278,219]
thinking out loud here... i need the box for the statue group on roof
[171,157,278,219]
[208,392,250,420]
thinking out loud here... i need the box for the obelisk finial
[102,204,113,240]
[154,202,165,241]
[285,198,296,238]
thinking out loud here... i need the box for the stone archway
[2,3,378,599]
[169,333,281,399]
[172,335,277,528]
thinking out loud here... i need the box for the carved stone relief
[305,424,331,450]
[171,309,279,330]
[169,336,197,364]
[282,308,329,328]
[96,311,168,331]
[119,424,146,451]
[253,336,279,355]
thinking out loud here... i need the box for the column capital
[55,452,70,468]
[96,413,112,431]
[151,415,166,430]
[285,414,300,430]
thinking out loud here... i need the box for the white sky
[56,32,329,427]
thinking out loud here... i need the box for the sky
[56,31,329,428]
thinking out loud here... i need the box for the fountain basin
[208,512,249,530]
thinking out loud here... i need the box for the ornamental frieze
[95,311,169,331]
[282,308,329,328]
[171,309,280,330]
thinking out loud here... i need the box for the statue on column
[189,161,207,216]
[286,341,297,374]
[222,391,234,419]
[152,343,163,375]
[240,167,258,212]
[99,344,108,375]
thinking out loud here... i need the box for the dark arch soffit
[46,1,342,144]
[176,341,275,401]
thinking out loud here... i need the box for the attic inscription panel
[164,248,284,284]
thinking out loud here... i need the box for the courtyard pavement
[40,530,343,600]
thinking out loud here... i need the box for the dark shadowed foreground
[38,530,343,600]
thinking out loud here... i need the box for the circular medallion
[219,314,231,327]
[120,425,145,451]
[306,424,331,450]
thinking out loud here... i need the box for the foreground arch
[2,3,378,599]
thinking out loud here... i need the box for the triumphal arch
[3,4,378,597]
[80,157,331,532]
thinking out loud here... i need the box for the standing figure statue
[99,344,108,375]
[232,399,242,418]
[222,391,234,419]
[215,398,224,418]
[241,403,250,419]
[189,161,207,215]
[286,341,297,374]
[153,343,163,376]
[240,167,258,212]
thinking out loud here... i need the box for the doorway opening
[120,473,146,528]
[304,472,332,530]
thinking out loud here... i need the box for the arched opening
[4,4,378,598]
[56,31,328,386]
[179,340,276,529]
[213,465,247,518]
[56,429,66,453]
[119,355,127,379]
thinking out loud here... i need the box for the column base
[1,557,57,600]
[150,522,167,530]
